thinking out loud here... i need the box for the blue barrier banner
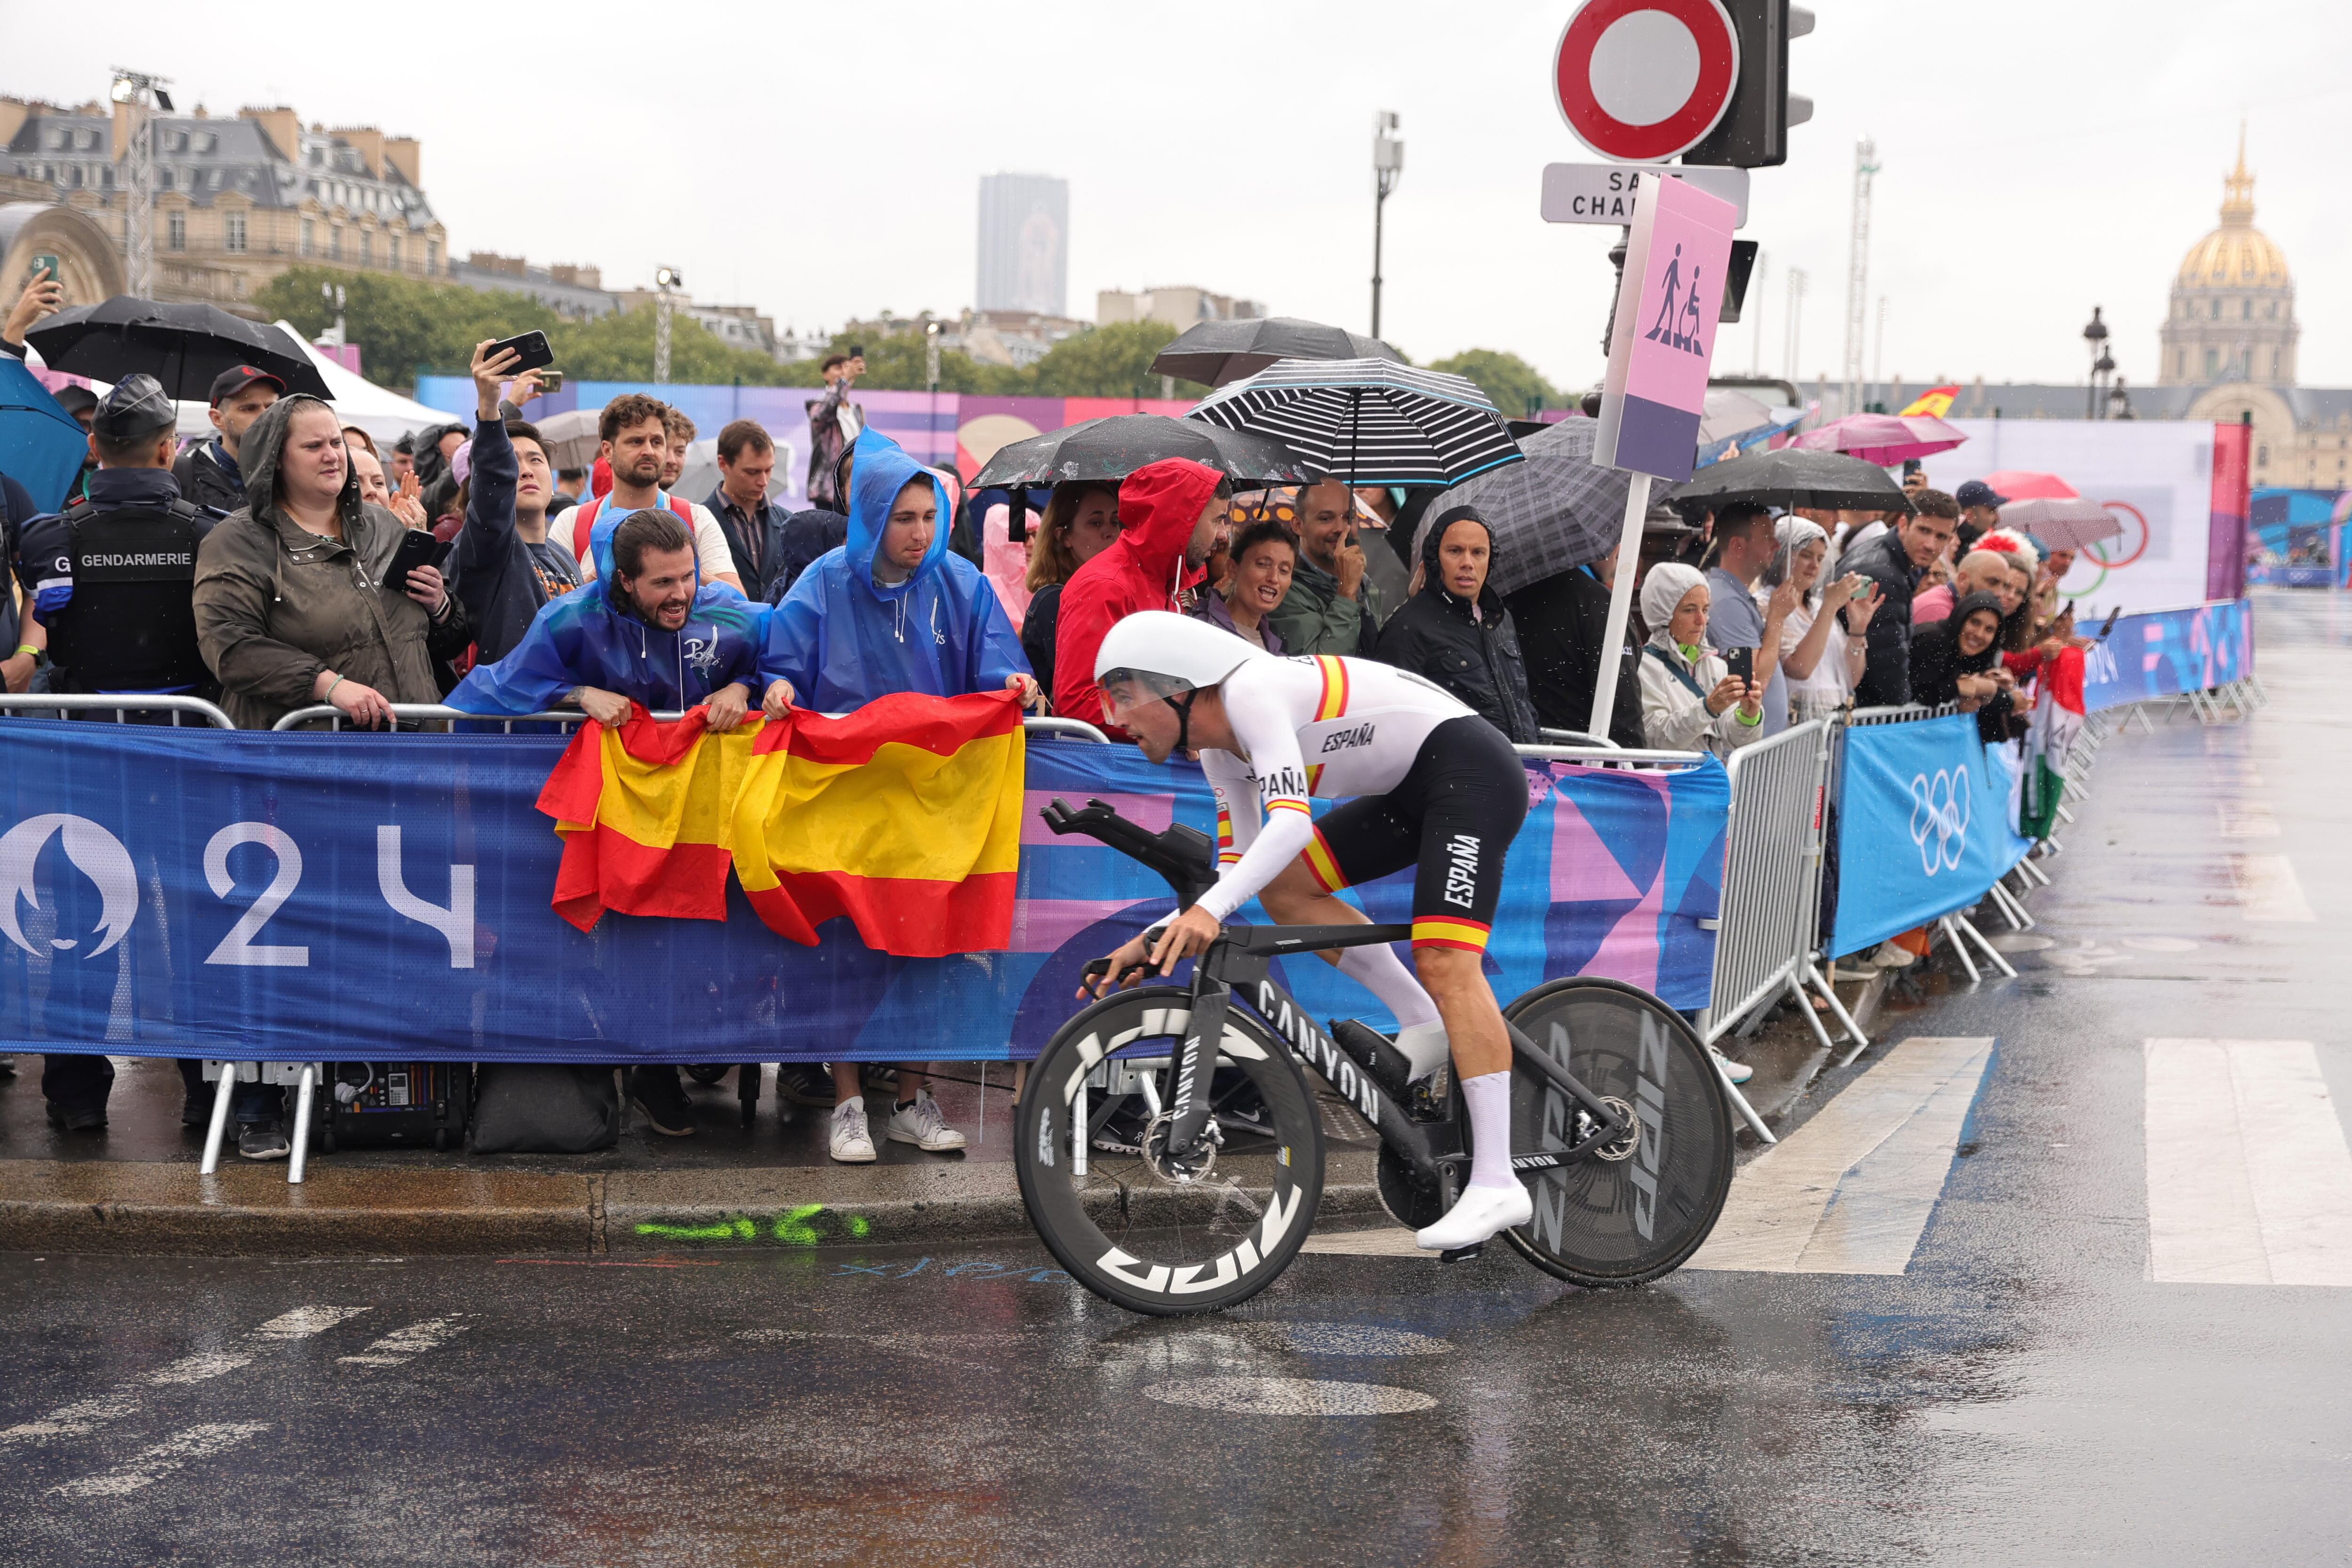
[0,722,1726,1063]
[2079,599,2253,712]
[1830,716,2032,956]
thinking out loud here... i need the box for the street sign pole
[1586,174,1740,742]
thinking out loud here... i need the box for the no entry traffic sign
[1553,0,1740,162]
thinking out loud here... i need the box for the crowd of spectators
[0,265,2099,1155]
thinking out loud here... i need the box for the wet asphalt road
[2,590,2348,1568]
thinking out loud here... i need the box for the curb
[0,1151,1386,1259]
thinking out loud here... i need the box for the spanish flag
[536,706,759,931]
[730,691,1025,956]
[534,692,1025,956]
[1898,384,1959,419]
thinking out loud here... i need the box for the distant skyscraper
[977,173,1069,316]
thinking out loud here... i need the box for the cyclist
[1084,611,1532,1252]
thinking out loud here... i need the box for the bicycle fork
[1160,978,1231,1168]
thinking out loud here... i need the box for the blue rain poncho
[447,506,766,715]
[757,428,1028,712]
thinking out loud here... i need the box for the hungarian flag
[536,706,759,931]
[1898,384,1960,419]
[2019,646,2085,841]
[730,691,1025,955]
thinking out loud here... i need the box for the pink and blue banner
[0,723,1727,1065]
[2078,599,2254,712]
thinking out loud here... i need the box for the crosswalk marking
[1685,1037,1994,1275]
[2230,854,2315,922]
[50,1422,271,1498]
[2145,1040,2352,1287]
[339,1316,468,1368]
[0,1305,370,1453]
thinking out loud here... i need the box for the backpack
[569,492,697,571]
[467,1064,622,1154]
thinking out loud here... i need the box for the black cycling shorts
[1297,715,1527,952]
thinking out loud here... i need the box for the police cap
[90,374,179,445]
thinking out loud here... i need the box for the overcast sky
[12,0,2352,394]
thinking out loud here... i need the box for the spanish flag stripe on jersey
[1301,825,1350,893]
[1411,915,1490,952]
[1313,655,1350,722]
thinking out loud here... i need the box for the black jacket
[1503,565,1645,747]
[706,487,790,603]
[771,507,847,601]
[1374,513,1539,743]
[1021,581,1065,704]
[451,419,576,664]
[1837,527,1922,708]
[170,438,247,516]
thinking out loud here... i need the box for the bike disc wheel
[1497,978,1735,1286]
[1012,986,1324,1316]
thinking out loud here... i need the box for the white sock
[1336,943,1440,1033]
[1459,1071,1518,1191]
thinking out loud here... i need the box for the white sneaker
[1708,1045,1755,1085]
[828,1097,876,1163]
[884,1090,967,1152]
[1415,1182,1534,1252]
[1870,940,1918,969]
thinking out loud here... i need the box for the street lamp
[318,281,346,348]
[109,67,173,299]
[1371,111,1403,341]
[653,266,681,384]
[2082,306,2111,420]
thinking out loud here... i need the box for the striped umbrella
[1184,358,1524,487]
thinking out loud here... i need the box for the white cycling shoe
[1414,1181,1534,1252]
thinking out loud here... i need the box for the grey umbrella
[25,296,332,400]
[1150,317,1403,388]
[1409,417,1632,596]
[1663,446,1913,513]
[970,414,1311,489]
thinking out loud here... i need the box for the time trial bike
[1011,798,1737,1316]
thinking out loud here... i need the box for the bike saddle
[1039,798,1217,909]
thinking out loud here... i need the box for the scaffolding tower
[1840,137,1879,418]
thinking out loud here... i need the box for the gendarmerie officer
[14,374,224,705]
[8,376,286,1147]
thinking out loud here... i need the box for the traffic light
[1682,1,1813,168]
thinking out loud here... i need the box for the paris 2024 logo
[0,814,138,957]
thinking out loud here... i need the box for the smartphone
[2095,606,2121,640]
[849,343,864,359]
[29,254,59,284]
[538,369,564,394]
[1724,646,1755,684]
[385,528,452,584]
[484,329,554,374]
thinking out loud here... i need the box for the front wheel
[1498,978,1735,1287]
[1012,986,1325,1316]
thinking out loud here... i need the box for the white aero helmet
[1095,611,1267,709]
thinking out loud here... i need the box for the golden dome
[2177,132,2289,289]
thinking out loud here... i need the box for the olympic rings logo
[1907,767,1971,876]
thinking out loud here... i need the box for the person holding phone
[804,351,866,510]
[1636,564,1764,761]
[1760,517,1878,724]
[191,394,471,732]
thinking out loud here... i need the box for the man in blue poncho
[755,427,1036,1165]
[448,507,766,1140]
[451,507,765,729]
[756,428,1034,716]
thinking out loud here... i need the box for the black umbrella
[1662,446,1914,513]
[1150,316,1402,388]
[970,414,1313,490]
[25,296,332,400]
[1186,358,1523,488]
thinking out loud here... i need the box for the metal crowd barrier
[0,692,237,727]
[270,703,1115,744]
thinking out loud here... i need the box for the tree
[1026,321,1207,399]
[824,327,1025,395]
[251,265,557,392]
[550,305,796,386]
[1426,349,1559,418]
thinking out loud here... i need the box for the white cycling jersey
[1193,653,1473,922]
